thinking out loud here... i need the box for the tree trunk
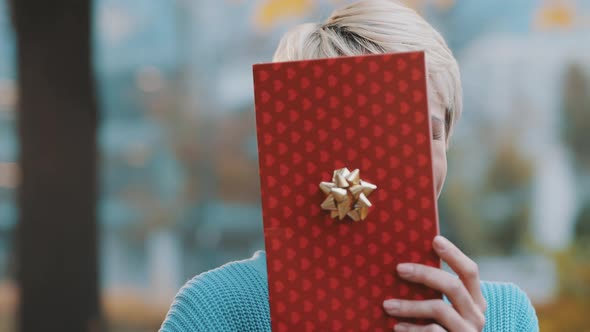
[10,1,100,331]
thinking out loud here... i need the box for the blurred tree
[10,1,100,331]
[437,179,486,256]
[574,203,590,244]
[482,130,533,254]
[443,111,534,256]
[486,143,531,191]
[562,63,590,169]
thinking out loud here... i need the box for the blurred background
[0,0,589,331]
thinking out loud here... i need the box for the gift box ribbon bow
[319,168,377,222]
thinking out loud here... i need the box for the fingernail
[397,263,413,277]
[383,299,400,312]
[433,235,446,251]
[394,323,410,332]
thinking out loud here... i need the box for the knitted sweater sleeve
[159,255,271,332]
[480,281,539,332]
[512,283,540,332]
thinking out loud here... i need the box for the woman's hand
[382,235,487,332]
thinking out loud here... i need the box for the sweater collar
[249,249,268,281]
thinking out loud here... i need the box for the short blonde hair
[272,0,462,142]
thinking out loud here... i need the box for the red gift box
[253,51,441,331]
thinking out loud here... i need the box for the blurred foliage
[253,0,315,28]
[574,204,590,241]
[562,62,590,248]
[537,241,590,332]
[562,62,590,169]
[250,0,459,30]
[443,133,534,256]
[534,0,576,29]
[439,168,486,256]
[0,282,15,332]
[103,291,167,332]
[482,138,533,254]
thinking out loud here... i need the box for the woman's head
[272,0,461,197]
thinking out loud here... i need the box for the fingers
[396,263,482,323]
[432,235,487,313]
[385,236,487,331]
[383,299,468,331]
[394,323,447,332]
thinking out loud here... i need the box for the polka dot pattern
[253,51,441,331]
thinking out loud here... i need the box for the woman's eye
[430,117,445,141]
[432,130,443,140]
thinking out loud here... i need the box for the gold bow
[319,168,377,222]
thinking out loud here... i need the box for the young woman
[160,1,539,331]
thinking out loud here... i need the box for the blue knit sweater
[160,250,539,331]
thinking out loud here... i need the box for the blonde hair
[272,0,462,142]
